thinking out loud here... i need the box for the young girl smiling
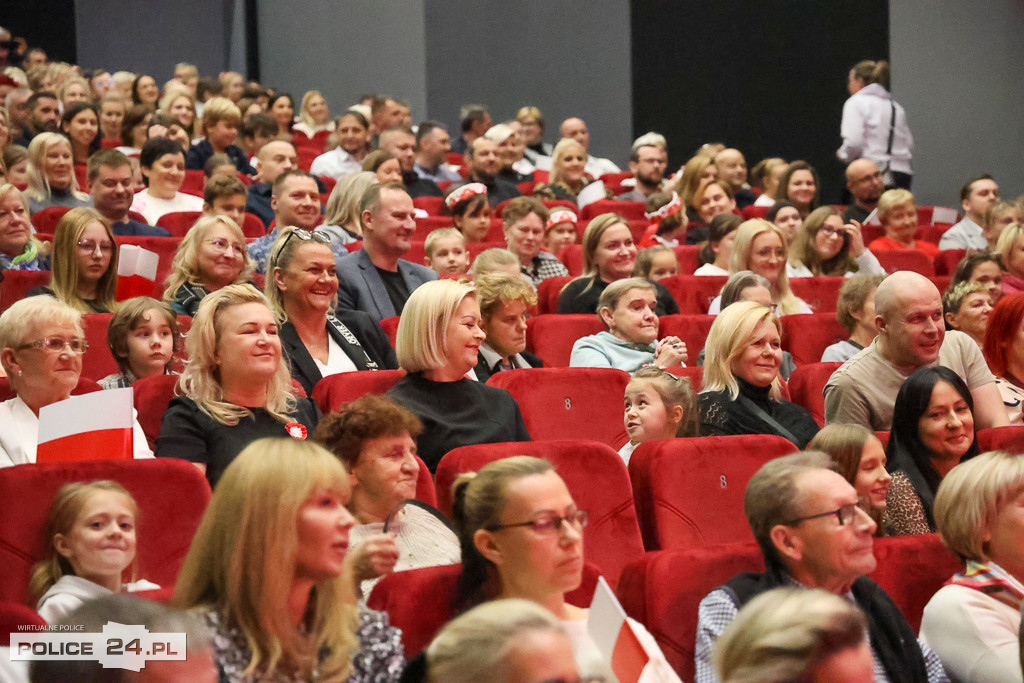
[620,366,699,463]
[30,481,158,623]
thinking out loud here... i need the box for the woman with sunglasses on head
[163,215,254,317]
[0,296,153,466]
[28,207,118,314]
[265,227,397,397]
[452,456,680,681]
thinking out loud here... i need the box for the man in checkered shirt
[694,451,948,683]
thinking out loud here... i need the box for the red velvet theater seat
[786,361,842,427]
[434,439,644,585]
[525,314,604,367]
[311,369,406,415]
[628,435,799,551]
[487,367,631,447]
[780,312,847,366]
[788,276,845,313]
[0,458,210,604]
[535,275,574,314]
[977,425,1024,454]
[0,270,53,314]
[368,561,600,658]
[658,275,727,315]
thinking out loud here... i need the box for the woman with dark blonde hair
[174,438,405,681]
[0,183,49,271]
[292,90,333,141]
[155,284,319,487]
[163,214,254,316]
[30,207,118,313]
[557,213,679,315]
[320,171,376,245]
[23,132,91,214]
[787,205,883,277]
[386,279,529,472]
[808,423,891,533]
[533,138,602,206]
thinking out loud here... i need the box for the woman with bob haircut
[569,277,687,372]
[30,207,118,314]
[943,280,992,347]
[313,394,459,599]
[130,137,202,225]
[173,438,405,682]
[982,291,1024,426]
[451,455,679,681]
[502,196,568,286]
[0,184,50,271]
[320,171,376,245]
[443,182,493,243]
[807,423,891,534]
[418,599,580,683]
[0,296,153,465]
[708,219,811,315]
[557,213,679,315]
[292,90,333,142]
[714,587,873,683]
[885,366,979,535]
[155,284,320,488]
[822,273,886,362]
[692,178,736,227]
[921,451,1024,682]
[699,301,819,447]
[386,279,529,472]
[163,214,254,316]
[533,138,601,206]
[266,226,397,397]
[982,200,1022,251]
[787,205,883,277]
[775,160,821,218]
[867,188,939,259]
[157,89,197,141]
[23,132,91,214]
[993,222,1024,295]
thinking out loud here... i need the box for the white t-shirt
[129,189,203,225]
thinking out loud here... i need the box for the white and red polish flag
[115,244,159,301]
[37,388,134,463]
[588,576,650,683]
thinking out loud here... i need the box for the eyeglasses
[17,337,89,354]
[205,238,245,255]
[818,225,844,238]
[487,509,588,535]
[76,239,113,255]
[782,497,870,527]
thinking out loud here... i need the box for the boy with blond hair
[185,96,255,175]
[424,227,469,275]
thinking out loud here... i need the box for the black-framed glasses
[782,497,870,527]
[487,510,588,535]
[17,337,89,354]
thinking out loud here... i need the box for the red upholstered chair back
[0,270,53,314]
[179,169,206,196]
[535,275,574,314]
[934,249,966,276]
[114,236,182,291]
[657,314,715,361]
[379,316,400,349]
[155,211,201,236]
[487,367,631,447]
[28,206,71,233]
[869,534,961,632]
[871,248,936,277]
[616,543,765,681]
[525,314,604,367]
[0,601,46,644]
[628,435,799,550]
[413,216,454,239]
[412,196,444,216]
[977,425,1024,454]
[740,205,769,220]
[240,212,267,238]
[311,369,406,415]
[789,276,845,313]
[0,376,101,402]
[434,439,644,584]
[780,312,847,366]
[132,373,180,450]
[368,561,601,658]
[787,362,843,427]
[579,199,645,221]
[673,245,700,275]
[0,458,210,604]
[659,275,727,314]
[81,313,118,381]
[559,244,584,276]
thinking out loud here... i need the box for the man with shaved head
[824,271,1006,430]
[842,158,885,223]
[559,116,620,179]
[713,148,756,209]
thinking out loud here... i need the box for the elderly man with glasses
[693,451,948,683]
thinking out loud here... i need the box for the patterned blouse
[883,471,932,536]
[205,606,405,682]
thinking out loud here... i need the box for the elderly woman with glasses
[0,296,153,466]
[163,215,253,317]
[28,207,118,314]
[265,227,397,397]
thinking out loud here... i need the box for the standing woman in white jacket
[837,60,914,190]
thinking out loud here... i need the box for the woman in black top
[387,279,529,472]
[558,213,679,315]
[155,284,319,487]
[265,227,397,396]
[698,300,818,448]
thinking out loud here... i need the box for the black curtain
[631,0,889,203]
[0,0,77,67]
